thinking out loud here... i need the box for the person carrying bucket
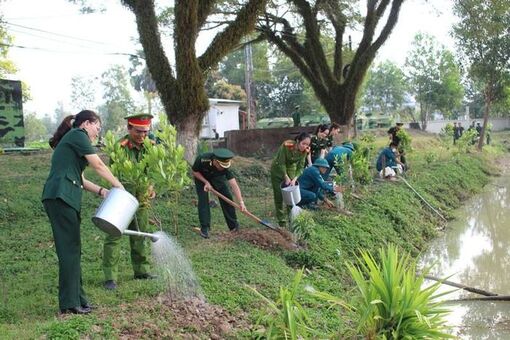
[297,158,342,209]
[102,113,157,291]
[191,148,246,239]
[270,132,311,228]
[42,110,124,314]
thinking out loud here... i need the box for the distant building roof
[209,98,243,105]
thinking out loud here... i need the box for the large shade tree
[257,0,405,128]
[120,0,267,161]
[453,0,510,150]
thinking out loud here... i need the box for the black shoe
[60,306,91,315]
[81,303,93,310]
[104,280,117,290]
[229,226,239,232]
[200,227,210,239]
[134,273,158,280]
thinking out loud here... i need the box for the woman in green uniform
[270,132,311,228]
[42,110,123,314]
[306,124,330,166]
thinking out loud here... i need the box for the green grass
[0,131,507,338]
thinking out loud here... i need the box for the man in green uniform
[292,105,301,127]
[102,113,156,290]
[191,148,246,239]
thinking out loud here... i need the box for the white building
[200,98,242,139]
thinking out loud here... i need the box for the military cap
[312,158,330,169]
[396,122,404,126]
[213,148,235,168]
[124,113,154,128]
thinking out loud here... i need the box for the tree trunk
[477,82,492,150]
[176,116,200,164]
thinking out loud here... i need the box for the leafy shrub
[283,250,321,269]
[289,209,316,243]
[396,128,413,152]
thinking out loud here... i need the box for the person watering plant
[42,110,124,315]
[306,124,330,167]
[102,114,157,291]
[297,158,342,209]
[270,132,311,228]
[191,148,246,239]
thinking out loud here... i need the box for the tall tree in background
[128,51,159,116]
[120,0,267,161]
[70,75,97,112]
[405,33,463,130]
[258,0,405,129]
[361,60,407,117]
[99,65,136,134]
[453,0,510,150]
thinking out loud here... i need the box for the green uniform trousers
[43,199,89,310]
[195,177,239,231]
[102,207,151,281]
[271,174,290,228]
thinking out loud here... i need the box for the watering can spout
[123,229,160,242]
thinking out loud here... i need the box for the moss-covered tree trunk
[259,0,404,128]
[123,0,266,162]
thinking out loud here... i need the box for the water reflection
[420,176,510,339]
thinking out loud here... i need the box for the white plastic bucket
[92,188,139,237]
[281,183,301,206]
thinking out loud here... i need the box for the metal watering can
[92,188,160,242]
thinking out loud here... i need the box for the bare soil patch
[215,227,298,251]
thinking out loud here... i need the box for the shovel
[207,186,279,231]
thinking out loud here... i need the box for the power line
[4,21,116,47]
[0,42,140,59]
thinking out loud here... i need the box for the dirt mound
[95,296,250,339]
[216,227,298,251]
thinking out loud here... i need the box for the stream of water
[420,175,510,339]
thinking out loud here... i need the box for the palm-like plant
[346,245,453,339]
[249,269,315,339]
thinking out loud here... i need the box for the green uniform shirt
[270,140,307,179]
[192,152,234,181]
[42,128,96,212]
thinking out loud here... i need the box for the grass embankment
[0,131,507,338]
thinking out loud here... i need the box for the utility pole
[244,42,255,129]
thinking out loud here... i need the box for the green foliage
[405,33,464,125]
[250,269,315,339]
[396,128,413,153]
[289,210,316,244]
[361,60,408,116]
[345,245,453,339]
[103,119,190,206]
[455,129,478,154]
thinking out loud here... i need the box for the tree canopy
[258,0,405,126]
[453,0,510,148]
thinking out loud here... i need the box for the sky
[2,0,456,118]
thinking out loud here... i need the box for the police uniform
[270,140,308,227]
[42,128,96,311]
[298,159,334,206]
[192,148,239,237]
[102,114,154,285]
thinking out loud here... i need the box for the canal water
[420,174,510,339]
